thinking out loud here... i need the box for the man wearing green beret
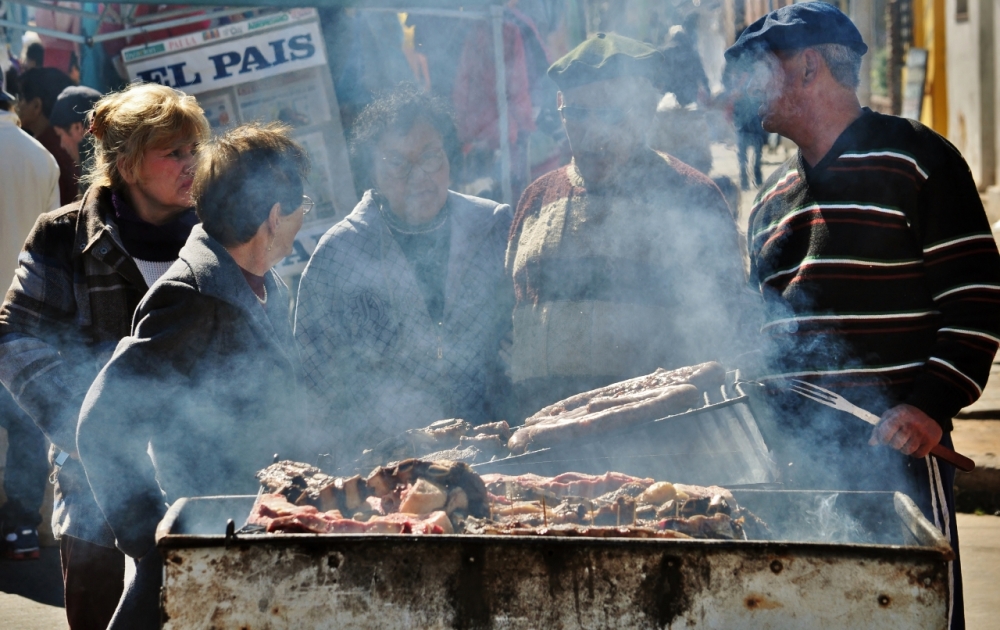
[505,32,750,420]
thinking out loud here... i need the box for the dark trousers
[925,433,965,630]
[737,130,765,190]
[108,548,163,630]
[60,535,126,630]
[0,389,47,529]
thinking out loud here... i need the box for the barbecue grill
[155,489,951,629]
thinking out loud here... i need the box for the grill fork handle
[929,444,975,473]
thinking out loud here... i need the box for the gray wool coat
[295,190,513,464]
[77,225,311,558]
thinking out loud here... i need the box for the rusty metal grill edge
[155,488,952,629]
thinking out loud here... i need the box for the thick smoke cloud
[0,10,932,551]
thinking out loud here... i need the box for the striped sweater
[748,109,1000,430]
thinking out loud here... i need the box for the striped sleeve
[0,211,89,452]
[905,148,1000,424]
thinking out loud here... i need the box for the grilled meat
[508,362,726,454]
[252,460,761,541]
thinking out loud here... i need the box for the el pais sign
[123,14,326,95]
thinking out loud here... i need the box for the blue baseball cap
[50,85,102,128]
[725,2,868,61]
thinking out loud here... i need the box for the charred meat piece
[458,434,507,456]
[508,384,700,453]
[596,482,648,503]
[256,461,338,507]
[316,475,365,513]
[523,362,725,426]
[416,418,471,444]
[366,459,490,518]
[658,513,744,540]
[257,462,372,513]
[249,493,451,535]
[398,478,447,514]
[480,471,653,500]
[470,420,512,440]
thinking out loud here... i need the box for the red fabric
[35,4,80,74]
[60,535,126,630]
[102,5,210,58]
[239,267,267,302]
[452,19,535,149]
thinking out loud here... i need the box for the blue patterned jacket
[295,190,513,463]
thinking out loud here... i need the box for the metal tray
[473,374,777,487]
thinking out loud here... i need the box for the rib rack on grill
[250,459,762,540]
[507,361,726,454]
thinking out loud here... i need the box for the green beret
[548,32,665,90]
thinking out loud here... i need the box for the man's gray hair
[814,43,862,90]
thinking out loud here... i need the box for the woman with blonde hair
[0,82,208,630]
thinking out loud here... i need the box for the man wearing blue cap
[730,4,1000,628]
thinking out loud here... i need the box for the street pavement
[959,513,1000,630]
[0,548,66,629]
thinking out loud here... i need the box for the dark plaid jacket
[0,185,149,544]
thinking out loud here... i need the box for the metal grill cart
[155,490,952,629]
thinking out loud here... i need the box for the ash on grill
[249,459,766,540]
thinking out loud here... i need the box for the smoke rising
[0,5,954,556]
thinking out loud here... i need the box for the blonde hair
[84,83,210,190]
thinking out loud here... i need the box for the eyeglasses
[558,105,633,125]
[299,195,314,216]
[379,148,447,181]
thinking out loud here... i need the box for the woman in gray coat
[295,84,513,467]
[77,123,313,629]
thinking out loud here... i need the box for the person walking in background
[506,33,750,422]
[0,82,208,630]
[23,42,45,71]
[731,4,1000,628]
[49,85,102,197]
[13,66,77,204]
[78,123,313,630]
[723,56,768,190]
[0,71,59,561]
[295,84,513,467]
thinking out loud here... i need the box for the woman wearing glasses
[76,123,314,629]
[295,84,513,467]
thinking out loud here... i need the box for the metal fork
[790,379,975,473]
